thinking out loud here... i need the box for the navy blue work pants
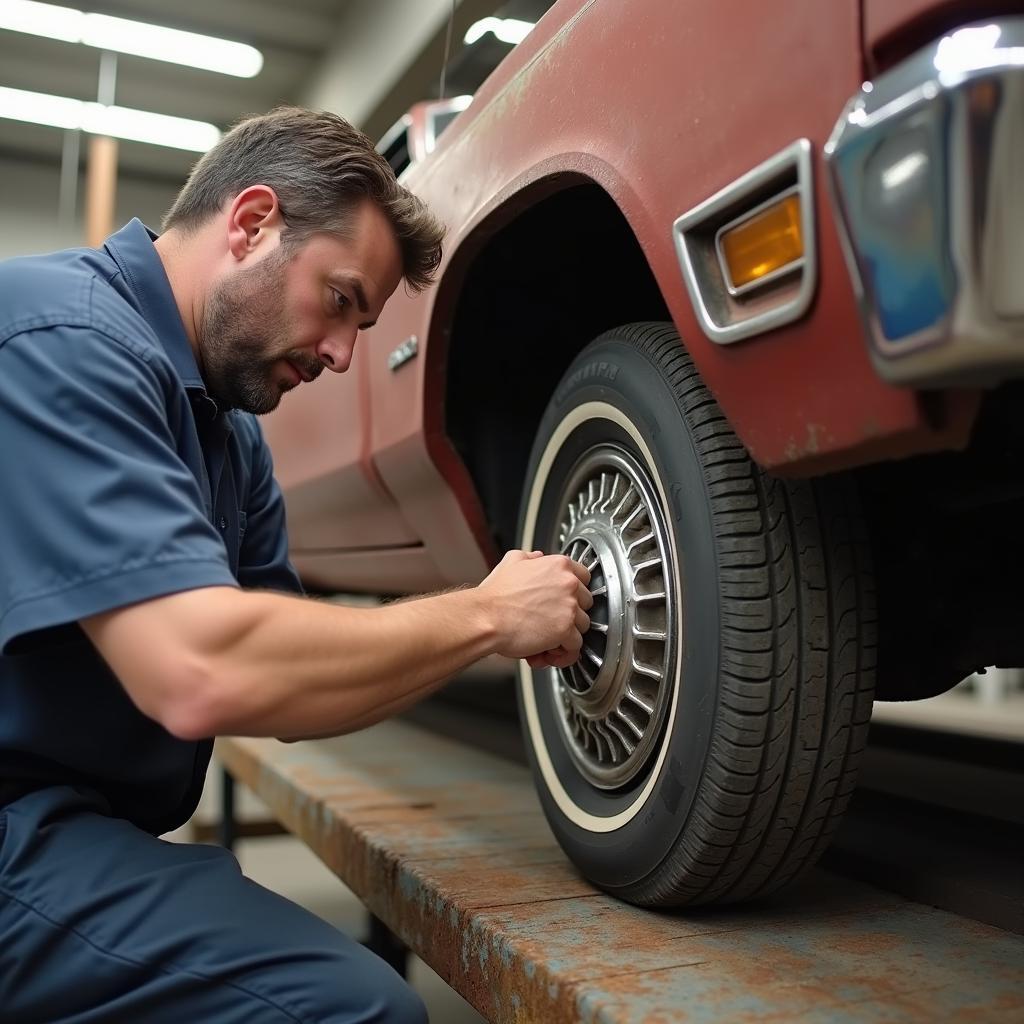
[0,786,427,1023]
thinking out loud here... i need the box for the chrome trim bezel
[672,139,816,345]
[824,18,1024,385]
[713,184,806,297]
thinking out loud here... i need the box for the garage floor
[235,833,486,1023]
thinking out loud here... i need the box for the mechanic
[0,107,592,1023]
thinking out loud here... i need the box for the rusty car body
[263,0,1024,905]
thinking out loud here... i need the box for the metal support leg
[219,766,237,852]
[364,913,409,978]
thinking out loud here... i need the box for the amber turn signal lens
[719,193,803,290]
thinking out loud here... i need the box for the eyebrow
[332,275,376,329]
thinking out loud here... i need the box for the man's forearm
[85,585,500,740]
[190,587,501,738]
[84,550,589,742]
[276,668,451,741]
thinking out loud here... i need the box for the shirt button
[219,516,227,530]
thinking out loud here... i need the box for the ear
[225,185,284,261]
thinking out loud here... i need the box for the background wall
[0,155,180,260]
[0,0,553,261]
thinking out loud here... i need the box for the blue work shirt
[0,220,302,835]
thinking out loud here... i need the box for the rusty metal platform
[216,721,1024,1023]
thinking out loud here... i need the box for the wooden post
[85,50,118,247]
[84,134,118,247]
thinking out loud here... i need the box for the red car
[264,0,1024,906]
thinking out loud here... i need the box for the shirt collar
[103,218,206,393]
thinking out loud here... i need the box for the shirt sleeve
[236,418,303,595]
[0,324,239,653]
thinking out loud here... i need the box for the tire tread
[610,323,876,907]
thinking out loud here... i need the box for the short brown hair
[164,106,444,291]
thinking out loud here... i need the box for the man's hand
[477,550,593,670]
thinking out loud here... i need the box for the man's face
[198,200,404,415]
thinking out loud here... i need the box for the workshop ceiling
[0,0,555,182]
[0,0,354,179]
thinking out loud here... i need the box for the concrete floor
[233,832,485,1024]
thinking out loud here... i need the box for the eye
[331,289,349,313]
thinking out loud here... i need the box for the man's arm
[81,551,591,741]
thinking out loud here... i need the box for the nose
[316,327,358,374]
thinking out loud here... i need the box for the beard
[198,249,322,415]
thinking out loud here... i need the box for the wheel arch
[441,180,672,552]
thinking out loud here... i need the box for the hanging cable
[438,0,456,99]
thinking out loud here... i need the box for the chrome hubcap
[551,445,675,789]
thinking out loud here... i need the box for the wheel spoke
[620,501,644,532]
[633,626,668,642]
[594,721,621,763]
[631,657,662,680]
[632,555,663,576]
[598,473,621,514]
[625,688,655,715]
[614,708,645,741]
[609,484,636,525]
[579,661,596,685]
[626,531,655,554]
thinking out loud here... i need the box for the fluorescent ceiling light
[0,0,263,78]
[464,17,535,46]
[0,86,221,152]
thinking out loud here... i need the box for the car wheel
[516,322,876,906]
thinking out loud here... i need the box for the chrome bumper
[826,18,1024,386]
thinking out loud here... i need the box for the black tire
[516,322,876,906]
